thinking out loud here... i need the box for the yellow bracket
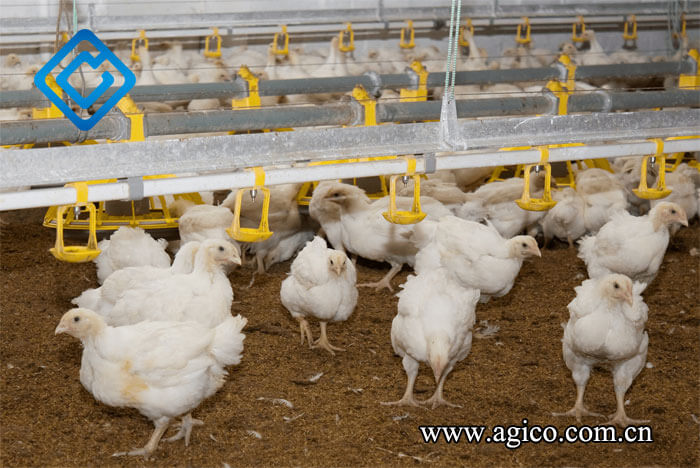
[50,182,101,263]
[572,16,586,43]
[232,66,261,109]
[550,143,584,188]
[204,27,222,58]
[459,19,474,47]
[352,85,377,126]
[383,157,426,224]
[516,17,531,45]
[226,167,274,242]
[33,75,64,119]
[400,20,415,49]
[623,15,638,41]
[679,49,699,90]
[633,138,672,200]
[557,53,577,91]
[400,61,429,102]
[110,95,145,142]
[130,30,148,62]
[673,12,687,41]
[546,80,571,116]
[338,23,355,52]
[273,25,289,56]
[516,146,557,211]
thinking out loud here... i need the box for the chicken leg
[381,355,420,407]
[165,413,203,446]
[113,417,170,458]
[421,363,461,409]
[312,321,344,355]
[552,383,604,422]
[608,353,649,427]
[296,317,314,348]
[358,262,402,292]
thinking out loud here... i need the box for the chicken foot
[607,386,649,427]
[113,417,170,458]
[165,412,204,446]
[358,263,402,292]
[381,355,421,407]
[421,364,461,409]
[311,321,344,355]
[552,384,604,422]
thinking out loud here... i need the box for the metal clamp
[232,66,262,109]
[400,61,429,102]
[127,176,145,201]
[111,95,145,142]
[351,85,377,126]
[362,71,382,98]
[423,153,436,174]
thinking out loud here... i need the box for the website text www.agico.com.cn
[419,419,653,449]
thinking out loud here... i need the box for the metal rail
[1,89,697,146]
[1,109,697,191]
[0,59,692,110]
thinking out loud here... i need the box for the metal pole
[2,138,698,211]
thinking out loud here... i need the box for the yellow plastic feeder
[130,30,148,62]
[633,139,672,200]
[273,25,289,56]
[204,27,222,58]
[515,147,557,211]
[382,158,426,224]
[50,183,101,263]
[399,20,415,49]
[227,167,274,242]
[338,23,354,52]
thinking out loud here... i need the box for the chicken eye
[671,209,676,214]
[74,316,80,322]
[521,242,527,247]
[330,259,335,265]
[218,246,225,252]
[613,282,619,289]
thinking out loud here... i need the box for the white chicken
[280,236,358,355]
[553,274,649,427]
[309,181,451,291]
[575,168,628,233]
[382,268,479,408]
[649,166,698,223]
[456,177,546,239]
[539,187,586,247]
[55,308,246,457]
[100,239,241,327]
[94,226,170,285]
[396,178,467,213]
[73,241,201,314]
[411,216,541,302]
[177,204,238,246]
[578,202,688,285]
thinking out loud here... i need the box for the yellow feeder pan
[382,158,426,224]
[226,167,274,242]
[633,139,672,200]
[50,183,101,263]
[515,147,557,211]
[272,25,289,56]
[130,30,148,62]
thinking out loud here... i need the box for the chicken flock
[51,151,697,457]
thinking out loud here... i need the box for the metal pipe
[2,90,698,146]
[2,109,697,189]
[2,137,699,211]
[0,60,691,109]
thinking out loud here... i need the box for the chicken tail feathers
[577,235,595,263]
[72,288,100,310]
[210,314,248,366]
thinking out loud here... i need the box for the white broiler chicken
[575,168,628,233]
[177,204,238,247]
[309,181,452,291]
[280,236,358,355]
[94,226,171,284]
[578,202,688,285]
[456,177,546,238]
[613,156,656,215]
[383,268,479,408]
[540,187,586,247]
[73,241,201,314]
[649,166,698,223]
[554,274,649,427]
[411,216,541,302]
[102,239,241,327]
[55,308,246,457]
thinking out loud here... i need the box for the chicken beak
[333,263,344,276]
[55,322,68,335]
[679,214,689,227]
[532,246,542,258]
[230,253,242,266]
[625,286,634,306]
